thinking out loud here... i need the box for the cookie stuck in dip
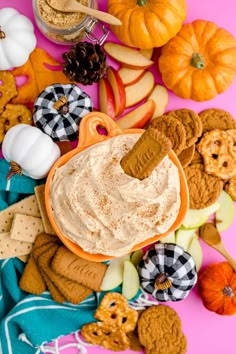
[47,112,189,260]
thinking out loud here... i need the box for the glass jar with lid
[32,0,110,45]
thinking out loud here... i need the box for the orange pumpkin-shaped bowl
[45,112,189,262]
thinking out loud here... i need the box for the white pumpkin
[0,8,37,70]
[2,124,61,179]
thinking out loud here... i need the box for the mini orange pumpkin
[198,262,236,316]
[107,0,187,49]
[159,20,236,101]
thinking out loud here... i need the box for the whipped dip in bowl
[45,112,189,261]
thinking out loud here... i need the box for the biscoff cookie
[120,127,172,180]
[38,246,93,304]
[165,109,202,148]
[137,305,187,354]
[224,176,236,201]
[197,129,236,179]
[184,165,223,209]
[199,108,236,133]
[177,144,195,168]
[149,115,186,155]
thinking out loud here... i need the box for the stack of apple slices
[98,42,169,129]
[100,251,143,300]
[160,190,235,272]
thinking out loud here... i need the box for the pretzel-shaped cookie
[197,129,236,179]
[94,292,138,333]
[81,322,130,351]
[0,71,18,114]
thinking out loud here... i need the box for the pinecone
[62,41,107,85]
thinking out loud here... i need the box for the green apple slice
[130,249,144,268]
[159,231,176,244]
[181,202,220,229]
[100,254,130,291]
[216,190,235,232]
[122,260,140,300]
[188,236,203,272]
[175,228,198,251]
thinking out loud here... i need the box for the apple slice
[125,71,155,108]
[181,202,220,229]
[122,260,140,300]
[106,66,126,117]
[116,100,155,129]
[147,84,169,119]
[216,190,235,232]
[103,42,154,69]
[188,236,203,272]
[100,254,130,291]
[98,77,116,119]
[159,231,176,244]
[118,48,154,86]
[130,249,144,268]
[118,67,145,86]
[175,228,198,251]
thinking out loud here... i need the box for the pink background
[1,0,236,353]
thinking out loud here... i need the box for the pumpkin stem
[190,53,205,69]
[137,0,147,6]
[6,161,22,180]
[154,273,172,291]
[53,96,69,115]
[223,286,235,298]
[0,26,6,39]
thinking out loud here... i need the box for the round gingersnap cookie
[189,149,204,166]
[165,109,202,148]
[137,305,187,354]
[199,109,236,134]
[149,115,186,155]
[184,165,223,209]
[177,144,195,168]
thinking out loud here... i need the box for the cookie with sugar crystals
[199,108,236,134]
[137,305,187,354]
[149,115,186,155]
[165,109,202,148]
[184,165,223,209]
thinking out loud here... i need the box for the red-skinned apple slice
[147,84,169,119]
[125,71,155,108]
[116,100,155,129]
[118,48,154,86]
[106,66,126,117]
[118,67,145,86]
[103,42,154,69]
[98,77,116,119]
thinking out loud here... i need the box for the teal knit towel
[0,258,147,354]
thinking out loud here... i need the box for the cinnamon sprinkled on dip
[50,134,181,256]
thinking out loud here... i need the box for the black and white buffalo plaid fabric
[33,83,92,141]
[139,243,197,302]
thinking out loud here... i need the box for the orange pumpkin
[159,20,236,101]
[107,0,187,49]
[198,262,236,316]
